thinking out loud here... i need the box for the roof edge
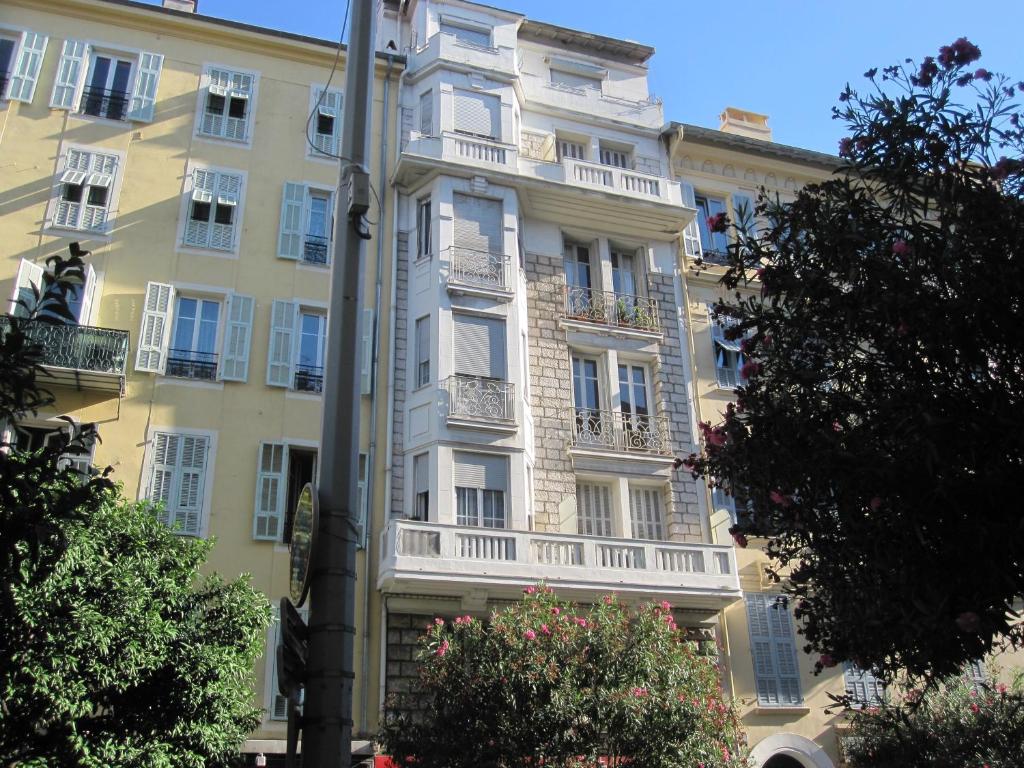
[666,122,840,172]
[519,19,654,66]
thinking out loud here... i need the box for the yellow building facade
[0,0,401,758]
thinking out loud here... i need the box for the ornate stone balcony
[562,285,660,335]
[445,375,516,429]
[569,408,672,457]
[378,519,741,607]
[0,317,129,395]
[446,246,513,297]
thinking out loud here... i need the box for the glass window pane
[456,487,477,526]
[89,56,111,90]
[308,195,329,238]
[196,300,219,354]
[483,490,505,528]
[87,185,109,207]
[112,59,132,93]
[173,298,197,350]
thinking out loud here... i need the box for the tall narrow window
[452,313,506,381]
[167,297,220,380]
[694,194,729,256]
[199,67,255,142]
[416,198,432,260]
[183,168,243,252]
[629,485,665,540]
[556,138,587,161]
[309,86,343,157]
[576,482,612,537]
[415,316,430,388]
[145,431,211,537]
[80,52,133,120]
[843,664,885,707]
[419,90,433,136]
[295,312,326,393]
[452,89,499,139]
[618,363,654,449]
[413,453,429,521]
[708,304,748,389]
[599,144,631,169]
[453,452,508,528]
[305,191,332,265]
[746,593,803,706]
[610,250,638,297]
[53,148,118,232]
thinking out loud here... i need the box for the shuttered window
[629,486,664,540]
[183,168,243,252]
[454,452,508,528]
[440,20,491,48]
[310,86,343,157]
[556,138,586,161]
[415,316,431,388]
[746,593,803,706]
[708,303,749,389]
[413,453,429,521]
[843,664,885,707]
[52,148,119,232]
[453,89,499,139]
[550,68,602,91]
[452,193,502,255]
[419,90,433,136]
[199,66,255,142]
[576,482,612,537]
[254,442,287,541]
[453,313,505,380]
[416,198,432,259]
[146,431,211,537]
[4,30,48,104]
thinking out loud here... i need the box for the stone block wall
[390,232,410,517]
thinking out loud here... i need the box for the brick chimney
[719,107,772,142]
[162,0,197,12]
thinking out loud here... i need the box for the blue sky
[161,0,1023,154]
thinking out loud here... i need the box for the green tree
[684,38,1024,682]
[380,586,746,768]
[844,666,1024,768]
[0,250,271,767]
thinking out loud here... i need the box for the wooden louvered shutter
[453,313,505,380]
[6,31,48,103]
[220,293,254,382]
[453,89,499,138]
[148,432,180,527]
[254,442,287,541]
[135,282,175,374]
[127,51,163,122]
[50,39,87,109]
[746,594,779,705]
[267,300,297,387]
[176,435,208,536]
[629,486,664,540]
[681,182,704,259]
[9,259,45,316]
[576,483,612,537]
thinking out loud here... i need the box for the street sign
[277,597,309,699]
[289,482,318,607]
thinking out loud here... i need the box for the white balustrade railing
[563,157,672,202]
[380,520,741,601]
[442,132,518,169]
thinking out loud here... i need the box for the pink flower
[956,611,981,633]
[630,687,648,697]
[914,56,938,87]
[602,595,614,605]
[970,702,980,713]
[575,618,588,628]
[551,606,561,616]
[722,747,730,761]
[660,600,672,612]
[838,137,854,157]
[541,624,552,636]
[769,490,793,508]
[434,617,444,625]
[938,37,982,69]
[740,360,762,379]
[969,688,978,697]
[998,683,1008,694]
[524,629,537,640]
[832,420,843,432]
[732,532,748,548]
[707,212,727,233]
[454,616,464,625]
[435,639,449,657]
[892,239,911,256]
[524,586,536,595]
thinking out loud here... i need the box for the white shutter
[453,89,499,138]
[77,264,97,325]
[312,88,343,156]
[452,193,502,254]
[629,486,664,540]
[440,21,491,48]
[176,435,208,536]
[681,182,703,259]
[9,259,46,316]
[147,432,180,527]
[576,482,612,537]
[184,169,217,247]
[54,149,91,230]
[278,182,306,259]
[360,307,374,395]
[453,451,507,490]
[81,152,118,231]
[747,594,803,706]
[267,300,297,387]
[419,90,433,136]
[551,69,602,91]
[732,192,758,238]
[453,313,505,379]
[50,39,87,110]
[220,293,254,382]
[135,281,175,374]
[356,452,368,545]
[6,31,48,103]
[127,51,163,122]
[253,442,287,541]
[210,173,241,251]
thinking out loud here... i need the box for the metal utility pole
[303,0,376,765]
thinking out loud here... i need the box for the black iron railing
[165,349,218,380]
[294,364,324,393]
[0,316,129,375]
[80,86,129,121]
[302,235,330,265]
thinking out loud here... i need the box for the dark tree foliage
[0,250,271,767]
[684,40,1024,682]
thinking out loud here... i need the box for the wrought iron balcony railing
[302,235,330,265]
[569,408,672,456]
[563,285,660,333]
[447,247,512,293]
[79,86,129,121]
[446,375,515,423]
[165,349,218,381]
[294,364,324,393]
[0,317,129,393]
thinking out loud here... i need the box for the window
[52,148,119,233]
[556,137,587,162]
[599,144,631,169]
[694,194,729,256]
[572,355,602,413]
[965,660,987,694]
[746,593,802,706]
[9,258,96,324]
[166,296,220,381]
[453,452,508,528]
[12,423,95,477]
[198,66,256,142]
[415,316,430,388]
[278,183,334,264]
[135,283,253,382]
[565,242,594,290]
[844,663,885,707]
[610,249,638,298]
[265,301,330,392]
[253,443,317,542]
[419,90,433,136]
[183,168,244,252]
[416,198,432,260]
[550,67,602,92]
[295,312,327,393]
[452,194,503,262]
[629,485,665,540]
[50,39,162,121]
[576,482,612,537]
[440,19,492,48]
[708,304,749,389]
[453,88,499,139]
[413,453,429,521]
[309,86,343,157]
[452,313,506,380]
[712,487,737,525]
[1,29,47,104]
[145,431,212,537]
